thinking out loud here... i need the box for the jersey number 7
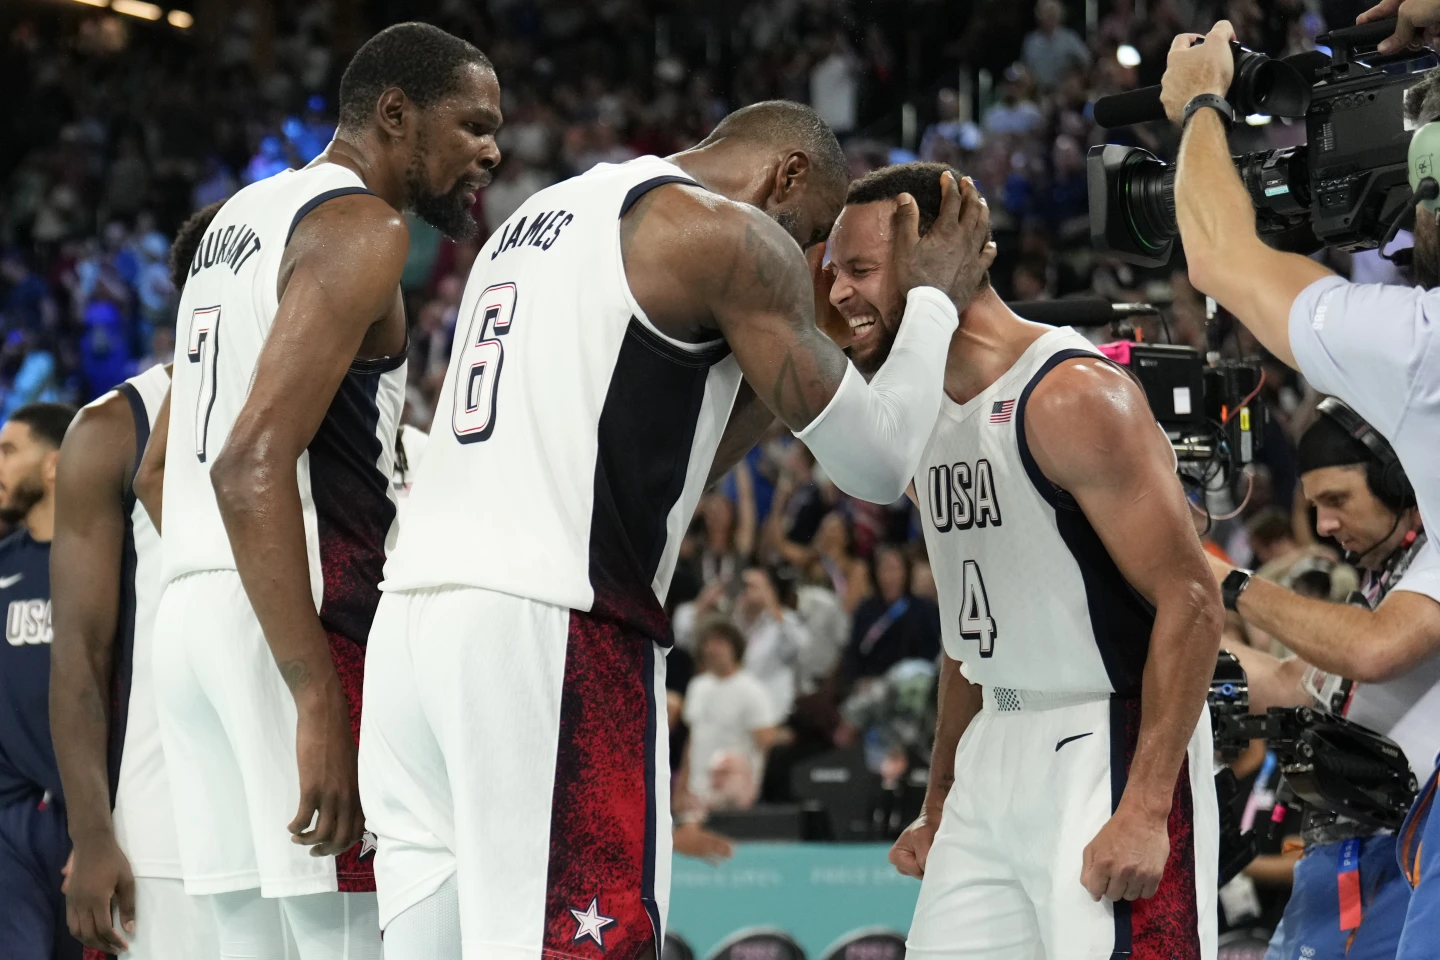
[960,559,998,657]
[188,306,221,462]
[452,283,516,444]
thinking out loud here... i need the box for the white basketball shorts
[119,877,218,960]
[152,570,374,897]
[906,692,1218,960]
[359,585,671,959]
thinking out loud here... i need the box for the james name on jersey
[925,458,1003,533]
[6,598,52,646]
[488,207,575,260]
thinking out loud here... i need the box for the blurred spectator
[919,88,984,166]
[1246,508,1300,567]
[811,30,862,134]
[1022,0,1091,90]
[983,67,1045,137]
[734,564,811,719]
[679,621,784,813]
[844,545,942,682]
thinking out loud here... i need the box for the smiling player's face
[826,200,906,378]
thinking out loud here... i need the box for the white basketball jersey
[385,156,744,640]
[164,164,406,644]
[110,363,181,877]
[915,327,1156,696]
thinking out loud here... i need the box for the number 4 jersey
[382,156,743,642]
[914,327,1158,697]
[162,163,406,644]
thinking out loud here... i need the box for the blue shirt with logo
[0,530,57,806]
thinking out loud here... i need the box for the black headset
[1316,397,1415,512]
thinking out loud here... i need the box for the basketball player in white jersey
[152,23,500,957]
[49,204,220,958]
[825,163,1224,959]
[362,104,995,958]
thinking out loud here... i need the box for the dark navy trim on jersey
[641,638,663,946]
[619,175,698,219]
[350,346,408,374]
[1015,348,1155,697]
[115,382,150,492]
[285,186,374,246]
[107,384,150,803]
[627,315,732,367]
[1108,696,1133,958]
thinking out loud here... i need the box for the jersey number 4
[960,559,998,657]
[452,283,516,443]
[188,306,221,462]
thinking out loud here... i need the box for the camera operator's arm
[1210,545,1440,683]
[1161,21,1333,370]
[1220,639,1312,712]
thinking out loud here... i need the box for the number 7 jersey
[162,163,406,645]
[914,327,1157,697]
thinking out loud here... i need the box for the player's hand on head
[1080,805,1170,902]
[65,833,136,953]
[889,810,941,879]
[890,171,996,308]
[290,677,365,858]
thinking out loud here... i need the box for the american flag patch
[990,399,1016,423]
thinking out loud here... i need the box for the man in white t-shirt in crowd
[734,564,812,721]
[1161,20,1440,955]
[679,621,785,813]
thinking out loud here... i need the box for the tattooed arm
[624,172,995,503]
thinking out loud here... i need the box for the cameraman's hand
[1360,0,1440,54]
[1160,20,1238,126]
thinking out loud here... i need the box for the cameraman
[1161,23,1440,953]
[1212,401,1440,959]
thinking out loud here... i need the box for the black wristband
[1182,94,1235,130]
[1221,568,1253,612]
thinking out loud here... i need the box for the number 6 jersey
[914,327,1158,697]
[382,156,744,642]
[162,163,406,645]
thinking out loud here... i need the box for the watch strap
[1222,568,1254,611]
[1183,93,1235,130]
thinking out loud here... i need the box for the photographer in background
[1160,23,1440,953]
[1212,401,1440,959]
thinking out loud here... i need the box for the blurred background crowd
[0,0,1408,935]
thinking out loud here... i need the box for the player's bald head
[699,101,849,196]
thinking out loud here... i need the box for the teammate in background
[152,23,499,957]
[0,402,79,960]
[1210,401,1440,960]
[826,163,1223,958]
[363,105,994,958]
[48,203,222,958]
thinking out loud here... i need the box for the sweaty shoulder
[1023,357,1163,485]
[286,192,409,263]
[63,388,139,475]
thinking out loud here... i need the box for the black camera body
[1090,19,1436,267]
[1209,652,1419,831]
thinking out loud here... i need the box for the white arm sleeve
[794,286,958,503]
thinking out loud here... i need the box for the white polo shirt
[1290,276,1440,533]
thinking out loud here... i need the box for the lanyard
[1338,837,1363,931]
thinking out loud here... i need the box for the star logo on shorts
[570,896,616,948]
[357,830,377,861]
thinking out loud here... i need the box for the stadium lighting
[70,0,111,7]
[1245,114,1273,126]
[1116,45,1141,68]
[167,9,193,28]
[112,0,163,20]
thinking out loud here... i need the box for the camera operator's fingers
[1208,18,1237,44]
[1357,0,1401,23]
[1379,7,1420,53]
[1169,31,1203,53]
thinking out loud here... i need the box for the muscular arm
[626,176,993,503]
[49,392,138,953]
[210,195,407,854]
[1027,361,1224,823]
[1232,577,1440,683]
[925,654,983,818]
[133,384,169,532]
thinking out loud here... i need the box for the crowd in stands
[0,0,1402,856]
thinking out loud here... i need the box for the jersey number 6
[960,559,998,657]
[452,283,516,444]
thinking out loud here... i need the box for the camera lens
[1121,154,1178,253]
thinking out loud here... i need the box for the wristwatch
[1182,93,1235,131]
[1221,568,1254,611]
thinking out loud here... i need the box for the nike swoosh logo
[0,574,23,589]
[1055,732,1094,752]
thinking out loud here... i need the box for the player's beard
[0,472,44,526]
[406,148,484,242]
[772,209,801,245]
[1414,207,1440,289]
